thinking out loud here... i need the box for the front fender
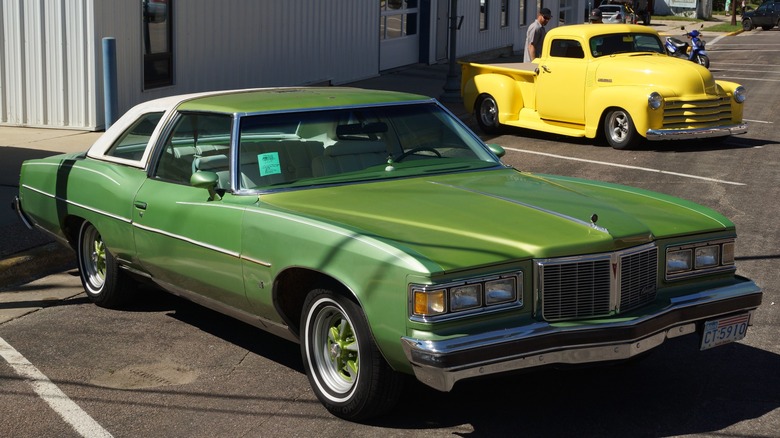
[715,80,746,122]
[586,86,661,138]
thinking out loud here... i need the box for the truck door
[536,38,588,125]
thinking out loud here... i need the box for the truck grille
[662,97,733,130]
[536,244,658,321]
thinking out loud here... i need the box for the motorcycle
[664,25,710,69]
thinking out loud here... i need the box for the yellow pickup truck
[461,24,747,149]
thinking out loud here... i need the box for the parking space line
[0,336,113,438]
[504,147,746,186]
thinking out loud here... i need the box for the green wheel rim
[312,303,360,394]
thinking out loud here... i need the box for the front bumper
[401,277,761,392]
[646,123,748,141]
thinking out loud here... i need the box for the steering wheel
[395,147,442,162]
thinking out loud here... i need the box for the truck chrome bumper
[401,277,761,392]
[646,123,748,141]
[12,195,35,230]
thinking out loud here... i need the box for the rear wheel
[603,108,639,150]
[475,94,501,134]
[301,288,403,421]
[77,221,132,308]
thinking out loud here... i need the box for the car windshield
[590,33,665,57]
[234,102,501,191]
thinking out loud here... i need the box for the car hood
[595,54,720,97]
[259,169,733,272]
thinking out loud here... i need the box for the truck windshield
[590,33,664,57]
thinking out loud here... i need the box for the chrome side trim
[150,278,297,343]
[12,196,35,230]
[401,277,761,392]
[21,184,132,224]
[131,222,240,258]
[646,123,748,141]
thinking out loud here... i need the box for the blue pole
[102,37,118,129]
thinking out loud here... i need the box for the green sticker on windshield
[258,152,281,176]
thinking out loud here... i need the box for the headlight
[665,239,736,280]
[648,92,663,110]
[734,86,747,103]
[410,272,522,321]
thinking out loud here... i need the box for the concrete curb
[0,242,76,291]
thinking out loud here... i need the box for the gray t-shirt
[523,20,546,62]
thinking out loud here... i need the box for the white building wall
[1,0,97,129]
[2,0,379,130]
[455,0,517,57]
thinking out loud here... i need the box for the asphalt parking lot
[1,27,779,438]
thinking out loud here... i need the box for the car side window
[105,112,164,161]
[549,39,584,59]
[154,113,233,186]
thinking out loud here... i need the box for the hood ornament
[590,213,609,233]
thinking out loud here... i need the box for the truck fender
[585,86,660,139]
[463,73,524,123]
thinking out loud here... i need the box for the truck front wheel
[604,108,639,150]
[476,94,501,134]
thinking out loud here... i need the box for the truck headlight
[648,92,663,110]
[734,86,747,103]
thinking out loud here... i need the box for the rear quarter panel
[19,154,147,264]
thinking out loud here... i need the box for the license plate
[700,313,750,351]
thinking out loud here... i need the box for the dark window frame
[142,0,174,90]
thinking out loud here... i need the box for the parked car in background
[599,3,631,23]
[742,0,780,30]
[15,87,762,421]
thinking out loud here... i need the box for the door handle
[134,201,147,210]
[541,65,551,73]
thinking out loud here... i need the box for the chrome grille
[662,98,733,129]
[620,247,658,312]
[537,244,658,322]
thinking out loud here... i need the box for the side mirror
[487,143,506,158]
[190,171,221,201]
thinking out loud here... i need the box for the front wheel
[695,54,710,69]
[475,94,502,134]
[301,289,403,421]
[77,221,132,308]
[603,108,639,150]
[742,19,753,31]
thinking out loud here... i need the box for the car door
[132,112,252,312]
[753,2,773,27]
[536,38,588,124]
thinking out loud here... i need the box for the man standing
[524,8,552,62]
[589,8,603,23]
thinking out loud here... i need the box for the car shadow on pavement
[374,336,779,435]
[159,291,306,374]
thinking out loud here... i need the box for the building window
[519,0,527,25]
[142,0,173,90]
[501,0,509,27]
[381,0,418,40]
[480,0,489,30]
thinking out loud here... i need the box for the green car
[14,88,762,420]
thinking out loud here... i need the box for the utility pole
[440,0,462,103]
